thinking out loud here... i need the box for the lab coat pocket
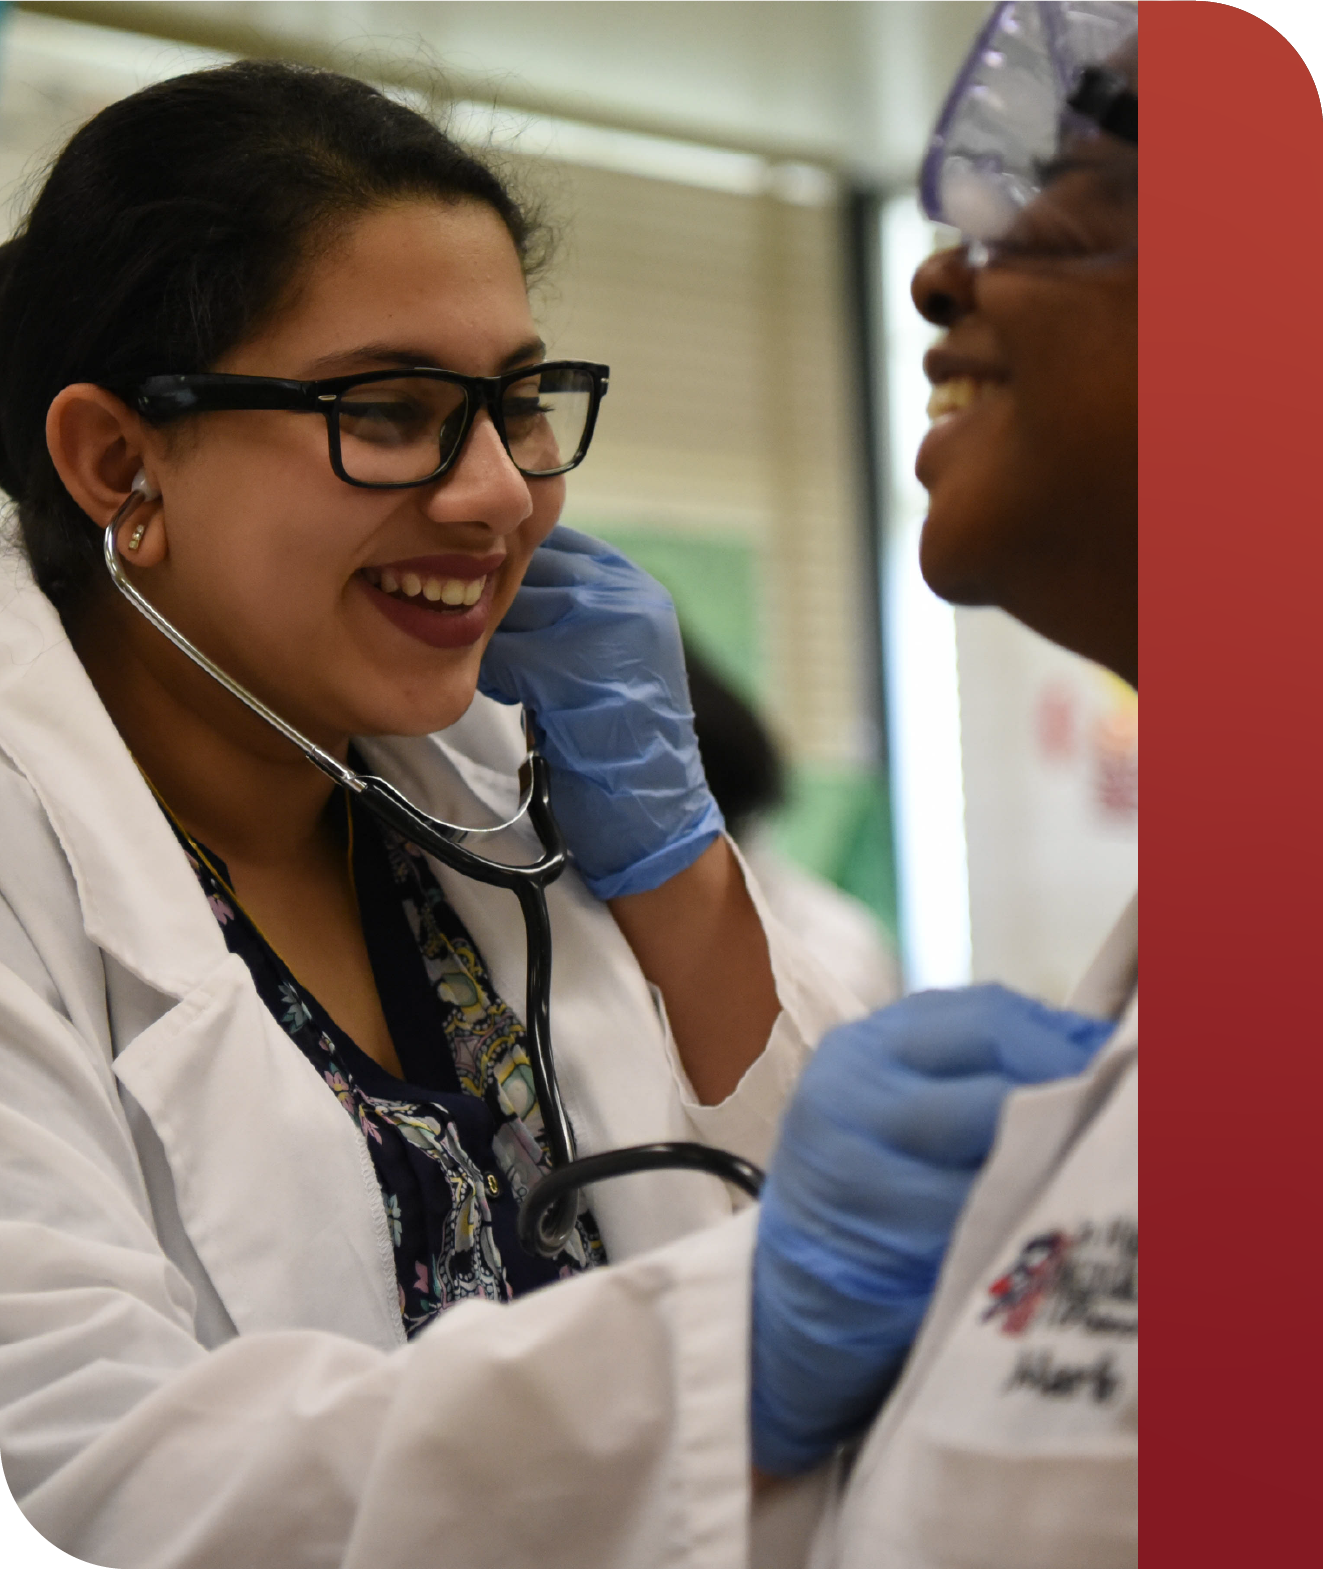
[112,954,403,1349]
[897,1434,1137,1568]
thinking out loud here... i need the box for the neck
[997,546,1137,692]
[70,590,345,868]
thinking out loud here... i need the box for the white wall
[878,195,1137,1001]
[956,611,1138,1003]
[26,1,987,178]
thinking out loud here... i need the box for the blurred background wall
[0,1,1138,1003]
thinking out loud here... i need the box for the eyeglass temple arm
[129,375,319,420]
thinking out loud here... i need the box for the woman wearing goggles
[751,6,1139,1565]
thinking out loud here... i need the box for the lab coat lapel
[113,954,404,1346]
[1067,892,1137,1020]
[0,560,222,995]
[0,561,403,1345]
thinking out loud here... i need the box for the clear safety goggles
[920,1,1138,265]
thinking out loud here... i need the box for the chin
[917,514,996,608]
[337,681,479,741]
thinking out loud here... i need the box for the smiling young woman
[911,67,1138,687]
[0,61,858,1565]
[50,200,566,1076]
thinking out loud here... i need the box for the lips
[357,551,505,650]
[915,356,1009,486]
[923,345,1007,390]
[922,346,1007,429]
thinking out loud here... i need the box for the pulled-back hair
[0,60,545,610]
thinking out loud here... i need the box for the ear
[45,384,168,566]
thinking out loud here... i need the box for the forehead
[240,199,535,375]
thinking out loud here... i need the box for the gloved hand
[479,526,724,900]
[751,984,1114,1476]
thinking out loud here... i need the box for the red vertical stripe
[1148,4,1323,1561]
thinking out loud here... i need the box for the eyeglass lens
[334,367,594,484]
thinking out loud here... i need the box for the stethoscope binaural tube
[103,487,763,1257]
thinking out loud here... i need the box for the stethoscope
[106,474,763,1257]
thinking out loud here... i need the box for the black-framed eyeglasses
[114,360,610,487]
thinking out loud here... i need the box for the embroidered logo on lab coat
[981,1230,1072,1334]
[983,1216,1138,1338]
[981,1216,1138,1405]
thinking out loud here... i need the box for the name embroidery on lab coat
[981,1216,1138,1404]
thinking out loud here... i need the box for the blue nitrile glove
[751,984,1114,1476]
[479,526,724,900]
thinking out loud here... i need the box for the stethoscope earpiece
[108,470,159,556]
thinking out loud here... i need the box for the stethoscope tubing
[103,490,762,1259]
[517,1143,764,1256]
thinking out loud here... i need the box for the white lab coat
[754,897,1138,1569]
[0,550,855,1568]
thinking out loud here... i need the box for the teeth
[372,569,488,607]
[927,376,982,420]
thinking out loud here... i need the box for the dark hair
[683,639,785,837]
[0,60,546,610]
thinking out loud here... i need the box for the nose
[912,245,977,328]
[422,410,533,536]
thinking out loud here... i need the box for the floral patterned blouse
[165,790,605,1337]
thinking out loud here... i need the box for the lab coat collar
[0,549,223,997]
[354,699,537,857]
[0,547,525,999]
[1067,891,1137,1073]
[1068,892,1137,1025]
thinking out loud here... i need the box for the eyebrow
[306,337,548,375]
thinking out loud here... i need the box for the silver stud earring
[126,520,147,552]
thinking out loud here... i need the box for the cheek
[507,476,565,574]
[917,400,1026,599]
[483,478,565,633]
[525,475,565,549]
[1012,286,1136,470]
[158,441,385,641]
[919,290,1135,600]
